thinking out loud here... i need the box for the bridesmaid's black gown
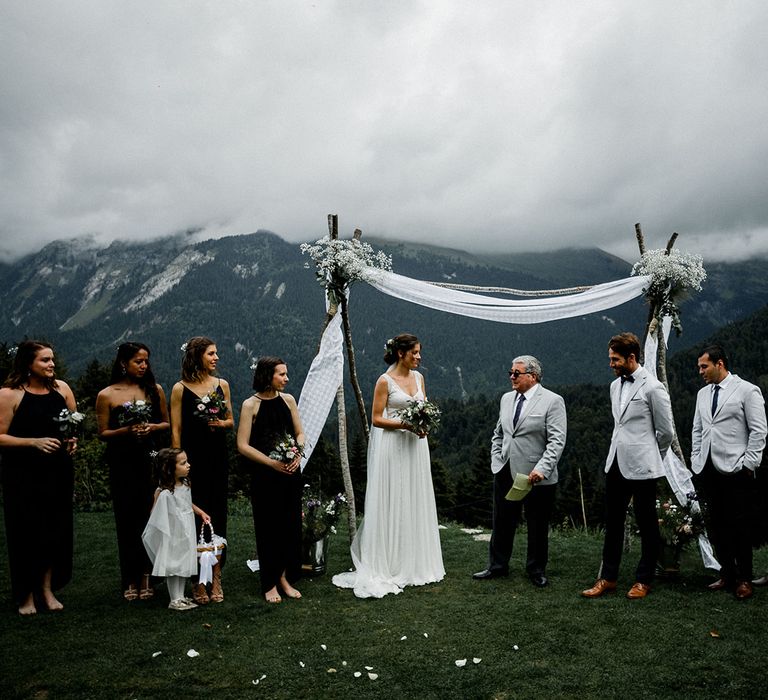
[1,390,74,604]
[248,394,302,594]
[106,398,164,590]
[179,384,229,566]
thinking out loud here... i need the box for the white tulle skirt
[332,426,445,598]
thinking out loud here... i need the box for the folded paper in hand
[505,473,532,501]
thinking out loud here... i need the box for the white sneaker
[168,599,198,611]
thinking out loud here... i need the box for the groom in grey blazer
[473,355,566,587]
[691,344,767,600]
[582,332,675,600]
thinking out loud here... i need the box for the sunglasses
[508,370,531,378]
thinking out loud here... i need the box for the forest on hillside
[1,304,766,529]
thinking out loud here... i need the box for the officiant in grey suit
[691,344,767,600]
[473,355,566,587]
[582,332,675,600]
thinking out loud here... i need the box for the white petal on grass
[400,636,407,641]
[460,528,484,534]
[299,662,305,668]
[152,651,162,658]
[342,661,348,666]
[260,675,266,681]
[186,649,200,658]
[320,644,327,651]
[438,524,448,529]
[423,633,429,638]
[513,645,519,651]
[354,671,362,678]
[473,533,492,542]
[327,668,337,673]
[252,680,260,686]
[368,673,379,680]
[365,666,374,670]
[455,659,467,667]
[473,658,482,664]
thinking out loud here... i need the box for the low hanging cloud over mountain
[2,2,767,262]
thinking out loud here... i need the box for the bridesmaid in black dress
[0,341,78,615]
[237,356,305,604]
[95,342,169,601]
[170,336,233,604]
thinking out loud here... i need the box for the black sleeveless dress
[179,384,230,567]
[1,390,74,603]
[248,394,302,594]
[106,397,164,589]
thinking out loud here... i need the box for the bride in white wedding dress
[332,333,445,598]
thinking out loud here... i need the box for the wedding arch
[297,216,714,568]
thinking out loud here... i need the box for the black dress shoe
[529,573,548,588]
[472,569,508,580]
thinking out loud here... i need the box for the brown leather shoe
[734,581,753,600]
[626,582,651,599]
[707,578,727,591]
[581,579,617,598]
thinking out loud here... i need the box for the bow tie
[621,375,635,384]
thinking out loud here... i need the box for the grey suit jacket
[490,385,567,485]
[691,374,767,475]
[604,367,675,479]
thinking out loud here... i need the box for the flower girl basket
[197,522,227,585]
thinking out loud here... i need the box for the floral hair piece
[180,343,188,352]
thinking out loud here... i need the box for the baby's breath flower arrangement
[300,236,393,305]
[631,248,706,334]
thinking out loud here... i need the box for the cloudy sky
[2,1,767,262]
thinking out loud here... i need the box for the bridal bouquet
[400,398,441,435]
[269,434,305,463]
[52,407,85,440]
[302,485,347,542]
[193,390,229,422]
[117,399,152,426]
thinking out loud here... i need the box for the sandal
[210,567,223,603]
[192,582,210,605]
[139,575,154,600]
[123,585,139,601]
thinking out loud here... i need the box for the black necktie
[513,393,525,427]
[711,384,720,415]
[621,375,635,384]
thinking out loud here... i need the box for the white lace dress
[141,484,198,578]
[332,371,445,598]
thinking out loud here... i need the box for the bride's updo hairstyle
[383,333,419,365]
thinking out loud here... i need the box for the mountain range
[1,231,766,408]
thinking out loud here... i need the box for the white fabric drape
[643,318,719,570]
[364,268,651,323]
[298,306,344,470]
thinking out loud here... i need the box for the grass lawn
[1,511,765,699]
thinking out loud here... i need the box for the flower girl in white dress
[333,334,445,598]
[142,448,210,610]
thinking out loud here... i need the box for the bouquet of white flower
[52,408,85,440]
[399,399,441,435]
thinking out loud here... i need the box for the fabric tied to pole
[643,316,720,571]
[198,550,218,585]
[297,296,345,469]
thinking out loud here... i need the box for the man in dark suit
[582,332,675,600]
[473,355,566,587]
[691,345,767,600]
